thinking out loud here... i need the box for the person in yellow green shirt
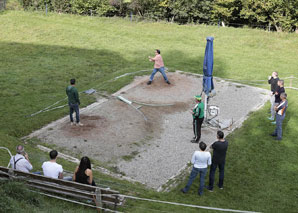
[191,95,204,143]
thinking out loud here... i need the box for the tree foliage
[19,0,298,32]
[241,0,297,32]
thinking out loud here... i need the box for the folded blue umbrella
[203,37,214,96]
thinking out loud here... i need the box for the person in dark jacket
[271,80,285,124]
[73,156,96,186]
[207,131,228,191]
[66,79,83,126]
[268,72,279,121]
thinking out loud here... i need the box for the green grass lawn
[0,10,297,212]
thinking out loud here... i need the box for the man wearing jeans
[147,49,170,85]
[207,131,228,191]
[181,142,211,196]
[66,78,83,126]
[271,93,288,141]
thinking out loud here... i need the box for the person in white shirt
[10,145,33,173]
[181,142,211,196]
[42,150,63,179]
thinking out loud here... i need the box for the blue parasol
[202,37,214,96]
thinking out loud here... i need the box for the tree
[166,0,214,24]
[212,0,242,26]
[241,0,297,32]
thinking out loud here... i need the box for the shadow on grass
[0,41,131,137]
[0,41,228,138]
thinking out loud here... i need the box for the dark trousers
[193,117,204,141]
[69,103,80,123]
[208,162,225,190]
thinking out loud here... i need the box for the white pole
[204,94,208,121]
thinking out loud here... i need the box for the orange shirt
[152,54,164,68]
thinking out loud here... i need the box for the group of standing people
[10,145,96,186]
[181,131,228,196]
[268,72,288,141]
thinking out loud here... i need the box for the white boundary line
[121,195,261,213]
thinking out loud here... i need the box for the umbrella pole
[204,94,208,122]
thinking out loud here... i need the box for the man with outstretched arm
[147,49,170,85]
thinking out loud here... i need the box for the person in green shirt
[191,95,204,143]
[66,79,83,126]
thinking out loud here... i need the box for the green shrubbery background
[10,0,298,32]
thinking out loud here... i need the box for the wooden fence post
[94,188,103,213]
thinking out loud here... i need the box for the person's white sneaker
[76,122,84,126]
[70,122,75,126]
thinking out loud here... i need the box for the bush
[52,0,71,13]
[5,0,23,10]
[70,0,114,16]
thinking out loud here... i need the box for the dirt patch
[27,71,270,189]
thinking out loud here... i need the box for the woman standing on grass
[73,156,96,186]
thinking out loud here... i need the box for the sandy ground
[27,71,270,189]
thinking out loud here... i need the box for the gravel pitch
[27,71,270,189]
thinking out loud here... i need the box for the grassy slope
[0,11,297,212]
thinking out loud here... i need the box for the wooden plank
[0,166,122,206]
[0,166,118,193]
[28,184,118,206]
[27,180,95,198]
[27,183,93,200]
[27,179,120,204]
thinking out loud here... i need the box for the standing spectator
[73,156,96,186]
[268,72,279,121]
[271,80,285,124]
[10,145,33,173]
[147,49,170,85]
[42,150,63,179]
[181,142,211,196]
[66,78,83,126]
[207,131,228,191]
[191,95,204,143]
[271,93,288,141]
